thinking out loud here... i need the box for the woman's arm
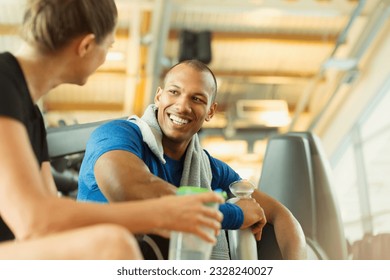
[0,117,50,239]
[0,117,223,243]
[41,162,58,196]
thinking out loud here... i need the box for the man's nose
[175,95,191,113]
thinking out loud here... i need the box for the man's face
[154,63,217,146]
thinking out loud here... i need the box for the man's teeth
[170,114,189,125]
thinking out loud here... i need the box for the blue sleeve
[219,203,244,229]
[77,120,144,202]
[205,150,243,229]
[84,119,144,167]
[206,150,241,194]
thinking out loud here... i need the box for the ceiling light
[236,99,291,127]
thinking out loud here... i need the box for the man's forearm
[273,212,307,260]
[94,150,177,202]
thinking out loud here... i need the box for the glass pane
[360,90,390,235]
[332,143,364,243]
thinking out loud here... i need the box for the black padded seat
[258,132,348,259]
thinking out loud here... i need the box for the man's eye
[193,96,206,104]
[169,90,178,94]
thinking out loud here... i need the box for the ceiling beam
[0,23,338,44]
[158,68,318,80]
[43,102,123,112]
[118,27,338,43]
[213,69,316,79]
[98,67,318,81]
[0,24,19,35]
[169,30,339,44]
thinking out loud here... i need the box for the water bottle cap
[177,186,209,195]
[177,186,227,200]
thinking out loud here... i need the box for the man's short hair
[164,59,217,103]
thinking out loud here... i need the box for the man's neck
[162,138,191,161]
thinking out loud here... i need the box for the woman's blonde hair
[21,0,117,52]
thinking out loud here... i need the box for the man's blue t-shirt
[77,119,243,229]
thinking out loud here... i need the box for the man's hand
[235,198,266,240]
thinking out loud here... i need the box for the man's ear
[77,34,96,57]
[205,102,217,121]
[154,87,163,107]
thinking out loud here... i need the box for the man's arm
[252,189,307,260]
[94,149,246,233]
[94,149,176,201]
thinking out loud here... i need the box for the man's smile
[168,113,190,126]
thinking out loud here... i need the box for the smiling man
[156,62,217,157]
[77,60,306,260]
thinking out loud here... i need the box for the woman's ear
[77,34,96,57]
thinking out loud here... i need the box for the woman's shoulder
[0,52,20,76]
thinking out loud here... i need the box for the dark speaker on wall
[197,31,212,64]
[178,30,212,64]
[178,30,197,62]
